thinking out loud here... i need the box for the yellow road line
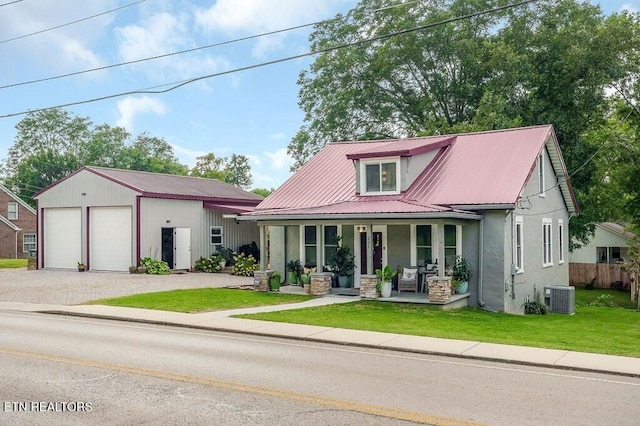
[0,346,485,425]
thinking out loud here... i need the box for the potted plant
[215,245,234,268]
[328,236,356,288]
[77,262,86,272]
[375,265,397,298]
[286,259,302,285]
[451,256,470,294]
[269,271,282,291]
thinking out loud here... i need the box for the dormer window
[361,158,400,195]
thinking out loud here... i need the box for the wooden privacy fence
[569,263,630,288]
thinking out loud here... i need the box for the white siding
[139,198,202,262]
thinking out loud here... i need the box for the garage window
[23,233,36,253]
[210,226,223,245]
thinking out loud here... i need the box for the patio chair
[398,266,419,293]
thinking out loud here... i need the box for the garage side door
[90,207,132,271]
[44,208,81,269]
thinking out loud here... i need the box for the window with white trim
[323,226,338,265]
[515,216,524,273]
[558,219,564,264]
[361,158,400,194]
[210,226,223,245]
[416,225,433,266]
[8,202,18,220]
[23,233,36,253]
[304,225,317,264]
[542,218,553,267]
[444,225,457,271]
[538,151,545,197]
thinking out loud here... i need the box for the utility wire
[0,0,540,119]
[0,0,23,7]
[0,0,146,44]
[0,0,422,90]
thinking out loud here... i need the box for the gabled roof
[0,214,21,231]
[35,166,263,206]
[597,222,635,240]
[0,183,36,215]
[247,125,577,219]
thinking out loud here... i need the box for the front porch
[277,281,470,310]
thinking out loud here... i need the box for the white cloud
[115,12,228,81]
[621,3,639,13]
[263,147,294,171]
[172,143,207,168]
[61,39,103,70]
[270,132,287,140]
[116,96,167,131]
[117,12,187,62]
[194,0,344,57]
[0,1,114,72]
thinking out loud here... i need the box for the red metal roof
[250,125,577,217]
[36,166,263,206]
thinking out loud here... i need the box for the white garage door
[90,207,132,271]
[44,208,81,269]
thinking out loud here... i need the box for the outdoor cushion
[402,268,417,280]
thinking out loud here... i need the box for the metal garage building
[34,166,262,272]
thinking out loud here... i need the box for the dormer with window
[361,157,400,195]
[347,136,454,196]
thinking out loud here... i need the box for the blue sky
[0,0,636,190]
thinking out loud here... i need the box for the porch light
[357,225,366,233]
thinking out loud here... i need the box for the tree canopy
[1,108,255,204]
[289,0,640,244]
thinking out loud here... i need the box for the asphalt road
[1,311,638,425]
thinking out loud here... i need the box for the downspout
[510,211,516,300]
[478,216,485,307]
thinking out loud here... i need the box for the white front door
[174,228,191,270]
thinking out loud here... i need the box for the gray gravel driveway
[0,268,254,305]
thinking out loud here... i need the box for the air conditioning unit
[544,285,575,314]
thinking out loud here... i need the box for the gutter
[237,211,483,222]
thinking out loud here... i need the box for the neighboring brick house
[0,184,37,259]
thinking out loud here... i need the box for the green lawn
[237,289,640,357]
[87,288,314,313]
[0,259,28,268]
[88,287,639,357]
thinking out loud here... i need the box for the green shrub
[140,257,170,275]
[231,253,258,277]
[523,301,548,315]
[194,254,224,273]
[589,294,616,308]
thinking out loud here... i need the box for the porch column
[437,224,446,276]
[315,225,322,269]
[259,224,267,270]
[366,225,373,275]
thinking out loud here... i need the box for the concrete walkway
[2,296,639,378]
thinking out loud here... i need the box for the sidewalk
[2,297,639,378]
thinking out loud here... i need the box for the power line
[0,0,540,119]
[0,0,422,91]
[0,0,146,44]
[0,0,23,7]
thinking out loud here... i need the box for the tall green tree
[2,108,188,204]
[290,0,640,246]
[224,154,253,189]
[189,153,227,180]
